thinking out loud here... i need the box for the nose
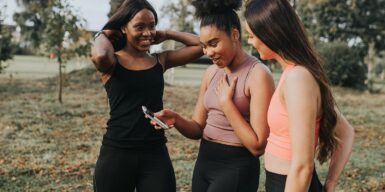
[204,47,215,58]
[142,29,151,36]
[247,38,252,46]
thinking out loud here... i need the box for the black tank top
[102,56,166,148]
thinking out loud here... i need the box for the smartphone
[142,105,170,129]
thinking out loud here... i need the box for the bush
[317,41,367,90]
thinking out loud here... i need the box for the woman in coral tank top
[243,0,355,191]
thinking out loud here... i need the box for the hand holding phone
[142,106,170,130]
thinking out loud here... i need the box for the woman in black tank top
[91,1,202,191]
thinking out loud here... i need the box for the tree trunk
[366,42,375,81]
[58,56,63,104]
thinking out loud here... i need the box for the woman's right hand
[324,181,336,192]
[152,30,168,45]
[153,109,178,128]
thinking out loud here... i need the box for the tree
[42,0,90,103]
[13,0,54,49]
[0,1,14,73]
[161,0,195,50]
[298,0,385,89]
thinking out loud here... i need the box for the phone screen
[141,106,170,129]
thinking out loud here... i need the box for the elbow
[250,148,265,157]
[249,142,267,156]
[291,162,314,179]
[91,53,113,73]
[188,132,203,140]
[348,124,355,139]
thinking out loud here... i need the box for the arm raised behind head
[91,30,122,73]
[156,30,203,71]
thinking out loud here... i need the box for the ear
[121,25,127,34]
[231,28,240,42]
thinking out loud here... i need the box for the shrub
[317,41,367,90]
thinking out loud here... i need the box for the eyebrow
[200,38,219,46]
[133,21,156,26]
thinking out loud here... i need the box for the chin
[137,46,151,52]
[260,54,272,61]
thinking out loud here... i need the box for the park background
[0,0,384,191]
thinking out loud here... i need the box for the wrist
[324,179,337,190]
[164,30,171,40]
[94,30,106,41]
[221,100,234,112]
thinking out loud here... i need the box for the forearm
[325,113,354,189]
[173,113,204,140]
[222,102,264,155]
[165,30,201,46]
[91,34,115,72]
[285,164,314,192]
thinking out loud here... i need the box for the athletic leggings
[265,168,323,192]
[93,144,176,192]
[192,139,260,192]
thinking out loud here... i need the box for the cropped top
[266,64,320,160]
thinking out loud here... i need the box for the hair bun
[192,0,242,18]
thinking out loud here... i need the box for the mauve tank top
[203,55,261,145]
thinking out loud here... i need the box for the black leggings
[265,168,323,192]
[192,139,260,192]
[93,144,176,192]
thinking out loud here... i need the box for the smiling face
[245,22,276,60]
[199,25,238,68]
[121,9,156,52]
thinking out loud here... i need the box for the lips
[211,57,221,64]
[138,39,152,46]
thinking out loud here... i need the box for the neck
[224,48,249,74]
[276,55,296,71]
[120,44,150,58]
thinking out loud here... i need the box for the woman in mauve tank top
[152,1,275,191]
[90,0,203,191]
[244,0,355,191]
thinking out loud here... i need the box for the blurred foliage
[161,0,196,50]
[0,2,15,73]
[317,41,367,89]
[298,0,385,87]
[13,0,55,48]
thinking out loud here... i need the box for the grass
[0,67,384,192]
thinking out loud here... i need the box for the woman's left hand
[215,74,238,107]
[152,30,168,45]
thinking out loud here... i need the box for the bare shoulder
[286,65,316,84]
[285,65,319,93]
[202,64,218,85]
[248,58,273,82]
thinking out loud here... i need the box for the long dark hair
[244,0,337,164]
[192,0,242,40]
[102,0,158,51]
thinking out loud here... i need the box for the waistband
[198,138,259,164]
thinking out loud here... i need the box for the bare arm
[157,30,203,70]
[155,65,217,139]
[324,108,354,191]
[284,67,319,191]
[218,64,274,156]
[91,30,120,73]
